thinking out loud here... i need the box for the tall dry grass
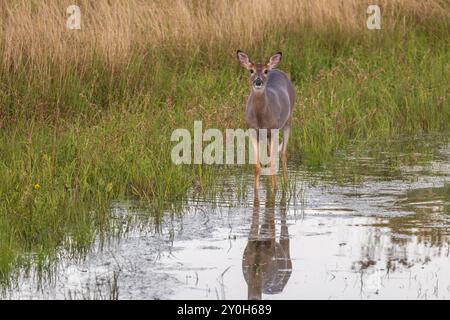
[1,0,448,71]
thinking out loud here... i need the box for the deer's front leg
[250,132,260,189]
[250,132,260,173]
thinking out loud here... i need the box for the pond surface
[4,136,450,299]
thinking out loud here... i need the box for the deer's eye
[264,69,268,74]
[250,69,254,74]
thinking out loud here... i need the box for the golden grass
[0,0,448,71]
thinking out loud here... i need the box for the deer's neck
[251,90,268,115]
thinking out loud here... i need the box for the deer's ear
[237,50,252,69]
[268,52,282,69]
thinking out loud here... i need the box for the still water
[5,136,450,299]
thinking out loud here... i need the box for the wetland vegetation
[0,0,448,297]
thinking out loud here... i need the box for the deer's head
[237,50,282,92]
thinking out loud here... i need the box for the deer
[236,50,295,187]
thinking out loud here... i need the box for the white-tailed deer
[237,50,295,183]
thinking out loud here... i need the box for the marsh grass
[0,0,449,288]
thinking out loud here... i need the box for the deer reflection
[242,180,292,300]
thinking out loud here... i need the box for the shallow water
[4,136,450,299]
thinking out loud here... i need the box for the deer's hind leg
[281,124,291,162]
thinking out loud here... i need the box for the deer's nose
[254,78,263,87]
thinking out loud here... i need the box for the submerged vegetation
[0,0,449,286]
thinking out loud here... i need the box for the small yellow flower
[34,183,41,190]
[106,182,113,193]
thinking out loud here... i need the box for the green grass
[0,23,449,286]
